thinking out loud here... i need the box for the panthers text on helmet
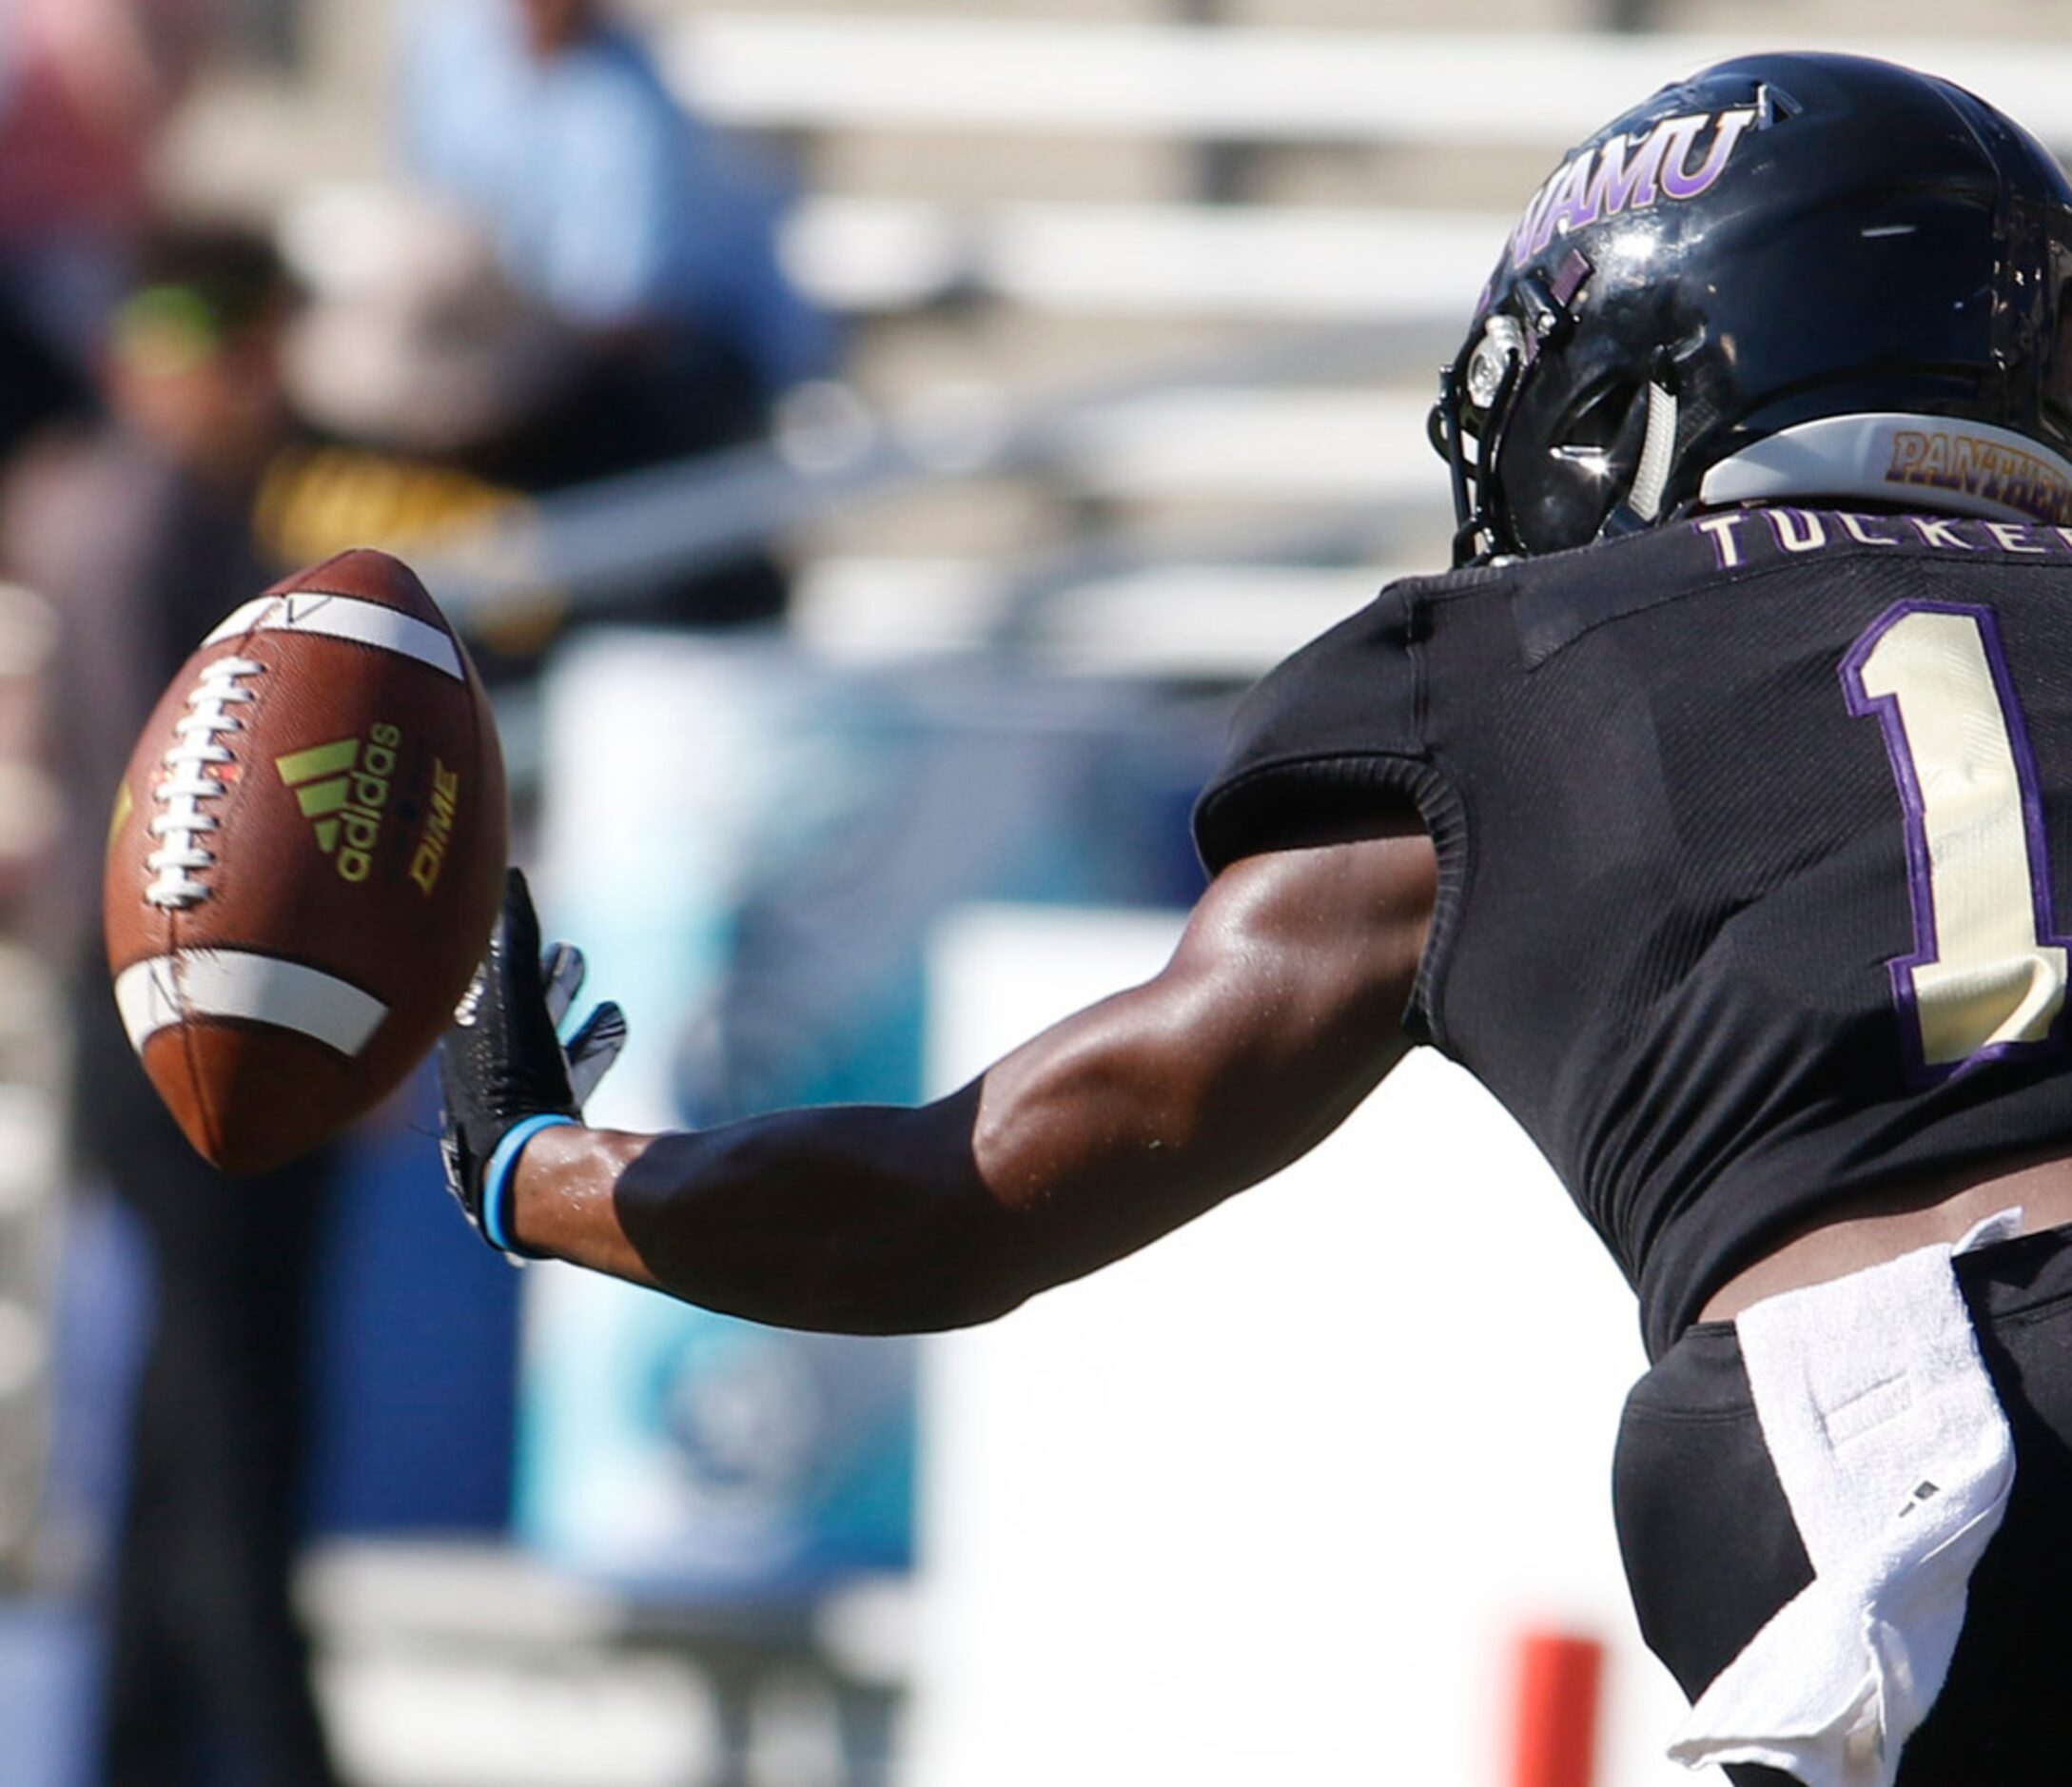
[1886,429,2072,527]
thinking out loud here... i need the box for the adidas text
[275,722,402,884]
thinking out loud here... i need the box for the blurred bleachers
[159,3,2072,668]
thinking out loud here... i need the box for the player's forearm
[507,1082,1032,1333]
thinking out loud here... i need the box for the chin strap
[1626,380,1680,521]
[1594,350,1687,542]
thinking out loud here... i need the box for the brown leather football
[103,548,506,1172]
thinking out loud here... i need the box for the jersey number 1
[1843,602,2067,1077]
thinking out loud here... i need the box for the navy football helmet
[1430,52,2072,564]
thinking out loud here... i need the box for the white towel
[1668,1213,2020,1787]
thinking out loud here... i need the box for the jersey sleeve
[1191,581,1446,874]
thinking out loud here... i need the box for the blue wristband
[481,1113,577,1256]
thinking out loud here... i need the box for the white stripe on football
[115,950,390,1057]
[203,590,464,680]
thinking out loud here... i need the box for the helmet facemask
[1430,252,1597,565]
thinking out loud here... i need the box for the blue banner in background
[516,632,1222,1600]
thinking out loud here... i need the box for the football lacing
[145,656,264,910]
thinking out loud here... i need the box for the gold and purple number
[1842,601,2068,1080]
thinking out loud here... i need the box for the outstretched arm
[467,820,1437,1332]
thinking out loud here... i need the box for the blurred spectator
[265,183,796,671]
[0,0,208,374]
[396,0,837,469]
[0,290,87,508]
[386,0,843,651]
[280,189,582,466]
[2,222,342,1787]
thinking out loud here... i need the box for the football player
[442,53,2072,1784]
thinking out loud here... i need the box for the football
[104,548,506,1172]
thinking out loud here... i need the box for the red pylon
[1509,1627,1603,1787]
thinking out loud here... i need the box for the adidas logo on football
[274,723,401,884]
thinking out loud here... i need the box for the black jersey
[1194,509,2072,1359]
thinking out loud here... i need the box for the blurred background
[0,3,2068,1784]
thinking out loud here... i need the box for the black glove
[439,867,627,1255]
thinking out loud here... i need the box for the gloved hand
[439,868,627,1255]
